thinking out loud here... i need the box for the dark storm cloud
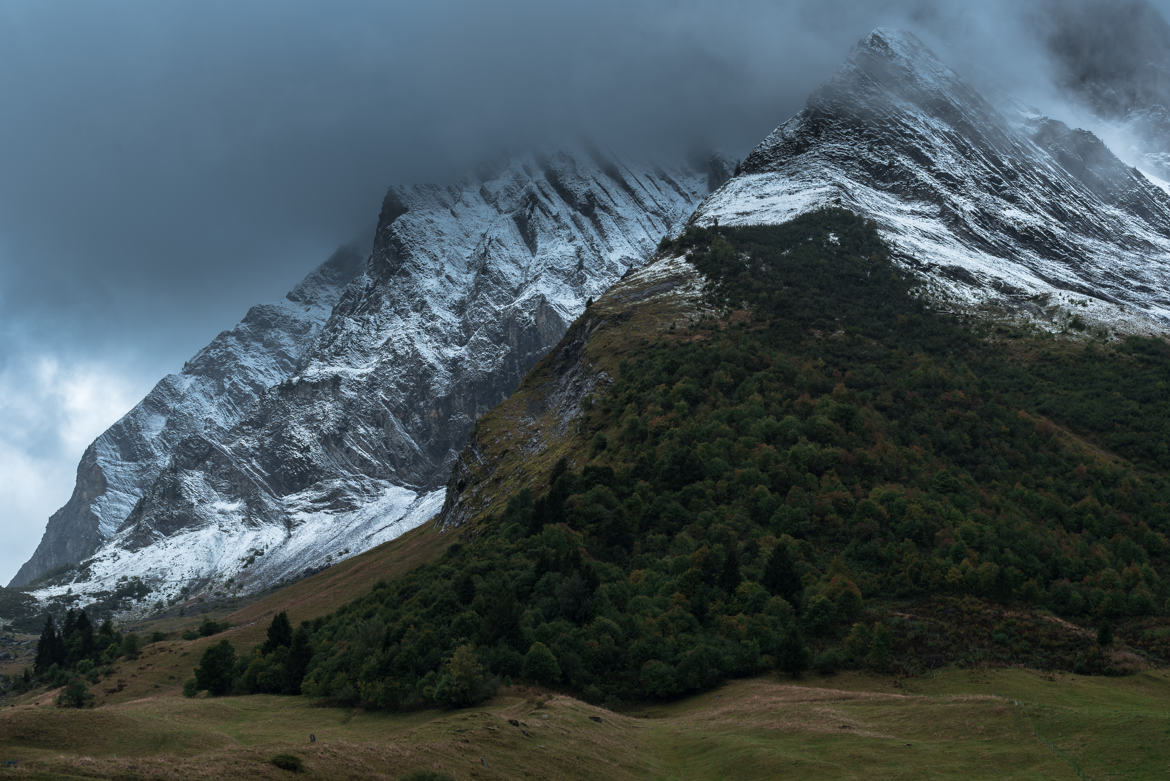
[1027,0,1170,116]
[1,0,1168,582]
[0,0,993,385]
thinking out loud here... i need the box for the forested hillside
[204,212,1170,709]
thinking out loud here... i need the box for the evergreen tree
[261,611,293,654]
[762,543,803,609]
[34,615,62,676]
[73,609,96,664]
[61,609,78,640]
[97,619,118,650]
[1097,620,1114,647]
[777,626,810,678]
[720,544,742,593]
[286,627,313,695]
[194,639,238,696]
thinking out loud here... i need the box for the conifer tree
[261,611,293,654]
[286,627,313,695]
[720,544,742,593]
[194,639,237,696]
[34,615,62,676]
[762,543,803,609]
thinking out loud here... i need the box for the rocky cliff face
[17,148,727,610]
[692,29,1170,331]
[10,246,363,588]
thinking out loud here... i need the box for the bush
[198,617,230,637]
[433,644,495,708]
[271,753,304,772]
[814,648,844,675]
[57,678,93,708]
[193,639,237,696]
[521,642,562,686]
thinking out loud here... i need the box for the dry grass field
[2,669,1169,779]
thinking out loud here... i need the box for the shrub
[198,617,230,637]
[814,648,844,675]
[521,642,562,686]
[271,753,304,772]
[57,678,93,708]
[193,639,237,696]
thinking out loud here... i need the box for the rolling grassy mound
[2,669,1169,779]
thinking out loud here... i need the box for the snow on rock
[11,246,365,588]
[692,28,1170,332]
[19,147,728,611]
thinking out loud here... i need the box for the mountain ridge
[693,28,1170,332]
[15,148,728,613]
[10,245,365,588]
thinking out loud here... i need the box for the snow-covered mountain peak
[15,148,728,612]
[10,245,364,589]
[848,27,957,85]
[698,28,1170,332]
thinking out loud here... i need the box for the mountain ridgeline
[13,150,728,611]
[697,29,1170,331]
[276,212,1170,709]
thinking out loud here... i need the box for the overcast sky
[1,0,1167,584]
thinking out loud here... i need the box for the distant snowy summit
[694,29,1170,332]
[13,147,729,613]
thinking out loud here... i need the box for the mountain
[442,27,1170,535]
[692,29,1170,332]
[10,246,364,588]
[302,210,1170,708]
[281,29,1170,707]
[15,148,729,613]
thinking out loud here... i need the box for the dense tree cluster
[205,212,1170,708]
[31,607,142,706]
[183,611,312,698]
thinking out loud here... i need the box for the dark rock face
[695,29,1170,327]
[18,149,724,605]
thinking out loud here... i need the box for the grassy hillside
[294,211,1170,711]
[1,669,1169,779]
